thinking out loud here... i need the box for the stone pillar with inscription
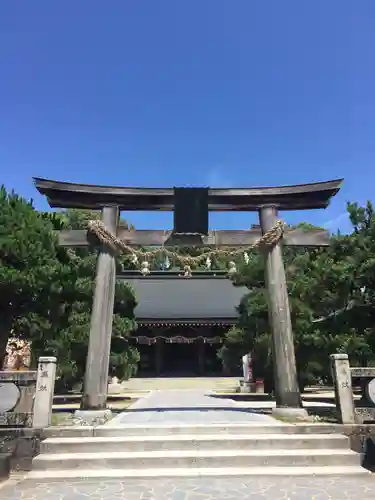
[32,356,57,428]
[240,353,253,393]
[330,353,357,424]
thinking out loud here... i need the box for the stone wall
[0,370,37,427]
[0,428,41,471]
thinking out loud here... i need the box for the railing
[330,354,375,424]
[0,357,57,428]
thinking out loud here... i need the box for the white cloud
[205,167,235,188]
[322,212,349,231]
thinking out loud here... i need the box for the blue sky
[1,1,374,233]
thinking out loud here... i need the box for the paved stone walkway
[108,390,277,425]
[1,476,375,499]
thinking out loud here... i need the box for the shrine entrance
[158,342,198,376]
[134,331,227,377]
[34,177,342,417]
[135,338,219,377]
[122,269,246,377]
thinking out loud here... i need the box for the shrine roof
[33,177,343,211]
[118,272,247,321]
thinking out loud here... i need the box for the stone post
[259,206,307,419]
[79,206,119,419]
[240,353,252,393]
[32,356,57,428]
[330,353,357,424]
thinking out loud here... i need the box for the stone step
[44,423,356,438]
[40,433,350,454]
[93,423,341,437]
[45,423,295,438]
[27,465,370,480]
[32,448,360,470]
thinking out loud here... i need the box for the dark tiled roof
[125,276,246,320]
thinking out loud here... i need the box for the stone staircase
[27,423,369,479]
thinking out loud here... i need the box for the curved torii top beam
[33,177,343,211]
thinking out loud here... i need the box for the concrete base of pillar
[239,381,252,393]
[74,409,112,426]
[108,383,124,395]
[272,407,310,422]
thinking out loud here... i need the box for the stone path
[108,389,277,425]
[115,377,240,392]
[2,476,375,499]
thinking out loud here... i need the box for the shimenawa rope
[87,219,285,274]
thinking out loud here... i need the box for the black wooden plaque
[173,187,209,235]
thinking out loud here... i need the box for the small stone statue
[4,339,31,370]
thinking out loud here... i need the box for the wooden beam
[58,227,330,248]
[81,206,119,411]
[259,205,302,410]
[34,177,343,211]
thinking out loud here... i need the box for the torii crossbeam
[34,177,342,419]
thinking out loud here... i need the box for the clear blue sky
[1,1,374,232]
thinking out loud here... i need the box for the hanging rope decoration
[87,219,285,276]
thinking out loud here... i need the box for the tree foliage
[0,186,60,367]
[218,206,375,391]
[0,188,139,390]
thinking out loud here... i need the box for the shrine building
[120,270,247,377]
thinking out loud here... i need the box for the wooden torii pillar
[34,177,342,418]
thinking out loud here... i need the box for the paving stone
[1,476,375,499]
[108,390,276,426]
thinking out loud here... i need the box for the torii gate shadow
[118,406,267,415]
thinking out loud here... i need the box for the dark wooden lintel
[137,318,236,326]
[34,177,343,211]
[58,227,330,248]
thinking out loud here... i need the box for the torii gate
[34,177,342,420]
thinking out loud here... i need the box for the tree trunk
[0,326,10,369]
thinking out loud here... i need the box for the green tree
[0,186,61,367]
[218,212,375,391]
[31,209,140,391]
[0,187,139,389]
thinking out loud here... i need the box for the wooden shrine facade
[120,270,247,376]
[34,177,342,413]
[131,320,232,377]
